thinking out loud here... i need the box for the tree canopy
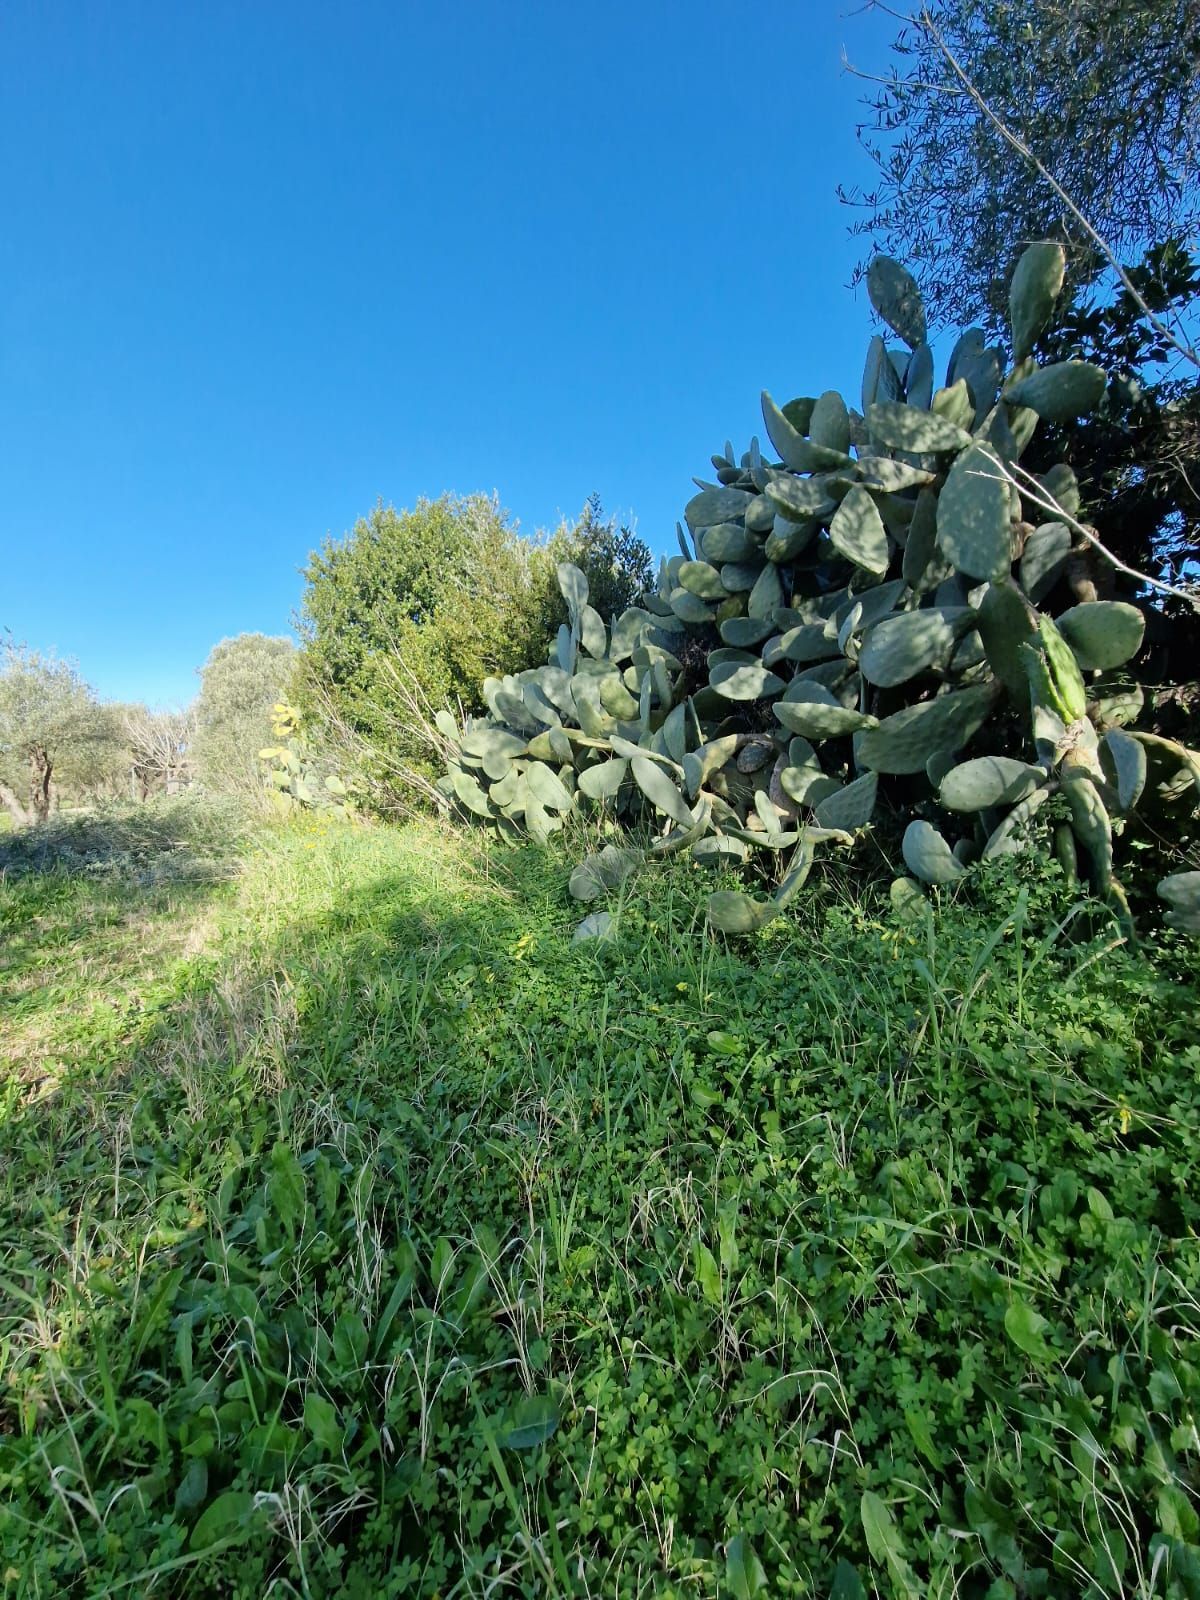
[0,645,115,823]
[192,633,297,797]
[846,0,1200,331]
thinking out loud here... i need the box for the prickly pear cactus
[259,704,361,819]
[439,243,1200,936]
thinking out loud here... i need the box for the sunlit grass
[1,809,1198,1597]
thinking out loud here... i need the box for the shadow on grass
[0,823,654,1593]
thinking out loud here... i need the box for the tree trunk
[0,781,29,827]
[29,747,52,824]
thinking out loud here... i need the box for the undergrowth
[1,812,1198,1596]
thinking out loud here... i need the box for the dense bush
[297,495,650,799]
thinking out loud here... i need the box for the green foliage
[3,824,1200,1594]
[192,633,298,798]
[0,644,123,823]
[296,495,651,799]
[844,1,1200,331]
[439,245,1199,937]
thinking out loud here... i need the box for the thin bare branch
[918,6,1200,372]
[977,454,1200,611]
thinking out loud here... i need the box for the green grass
[2,805,1199,1597]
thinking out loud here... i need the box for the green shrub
[297,495,650,803]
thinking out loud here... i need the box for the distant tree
[192,634,297,797]
[845,1,1200,330]
[0,645,106,824]
[122,704,195,798]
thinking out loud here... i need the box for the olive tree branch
[916,6,1200,373]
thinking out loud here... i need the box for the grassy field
[2,801,1199,1597]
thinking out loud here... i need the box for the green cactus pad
[1039,463,1080,520]
[1055,601,1145,670]
[607,606,671,661]
[700,523,760,563]
[765,516,819,562]
[709,661,785,701]
[597,675,639,720]
[858,607,970,687]
[764,473,837,523]
[1100,730,1147,813]
[906,342,934,409]
[775,623,841,664]
[936,442,1012,582]
[856,458,937,494]
[747,562,784,619]
[682,735,740,797]
[931,378,975,429]
[668,588,716,624]
[808,390,852,454]
[829,485,889,575]
[867,256,927,349]
[706,890,777,934]
[1157,872,1200,933]
[568,845,643,903]
[976,581,1036,706]
[938,756,1045,812]
[677,561,728,600]
[1019,522,1072,603]
[569,677,614,738]
[774,688,878,739]
[742,495,773,534]
[577,758,629,800]
[557,561,589,616]
[719,615,776,647]
[814,771,878,831]
[524,761,572,813]
[1061,772,1114,892]
[489,768,521,808]
[862,334,904,412]
[1009,241,1066,361]
[761,390,852,472]
[866,402,972,454]
[691,835,749,867]
[461,728,528,762]
[715,562,758,593]
[1005,361,1107,421]
[902,820,967,884]
[579,605,607,659]
[631,756,693,826]
[451,768,493,817]
[857,684,997,774]
[684,486,756,531]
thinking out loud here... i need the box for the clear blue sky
[2,1,899,707]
